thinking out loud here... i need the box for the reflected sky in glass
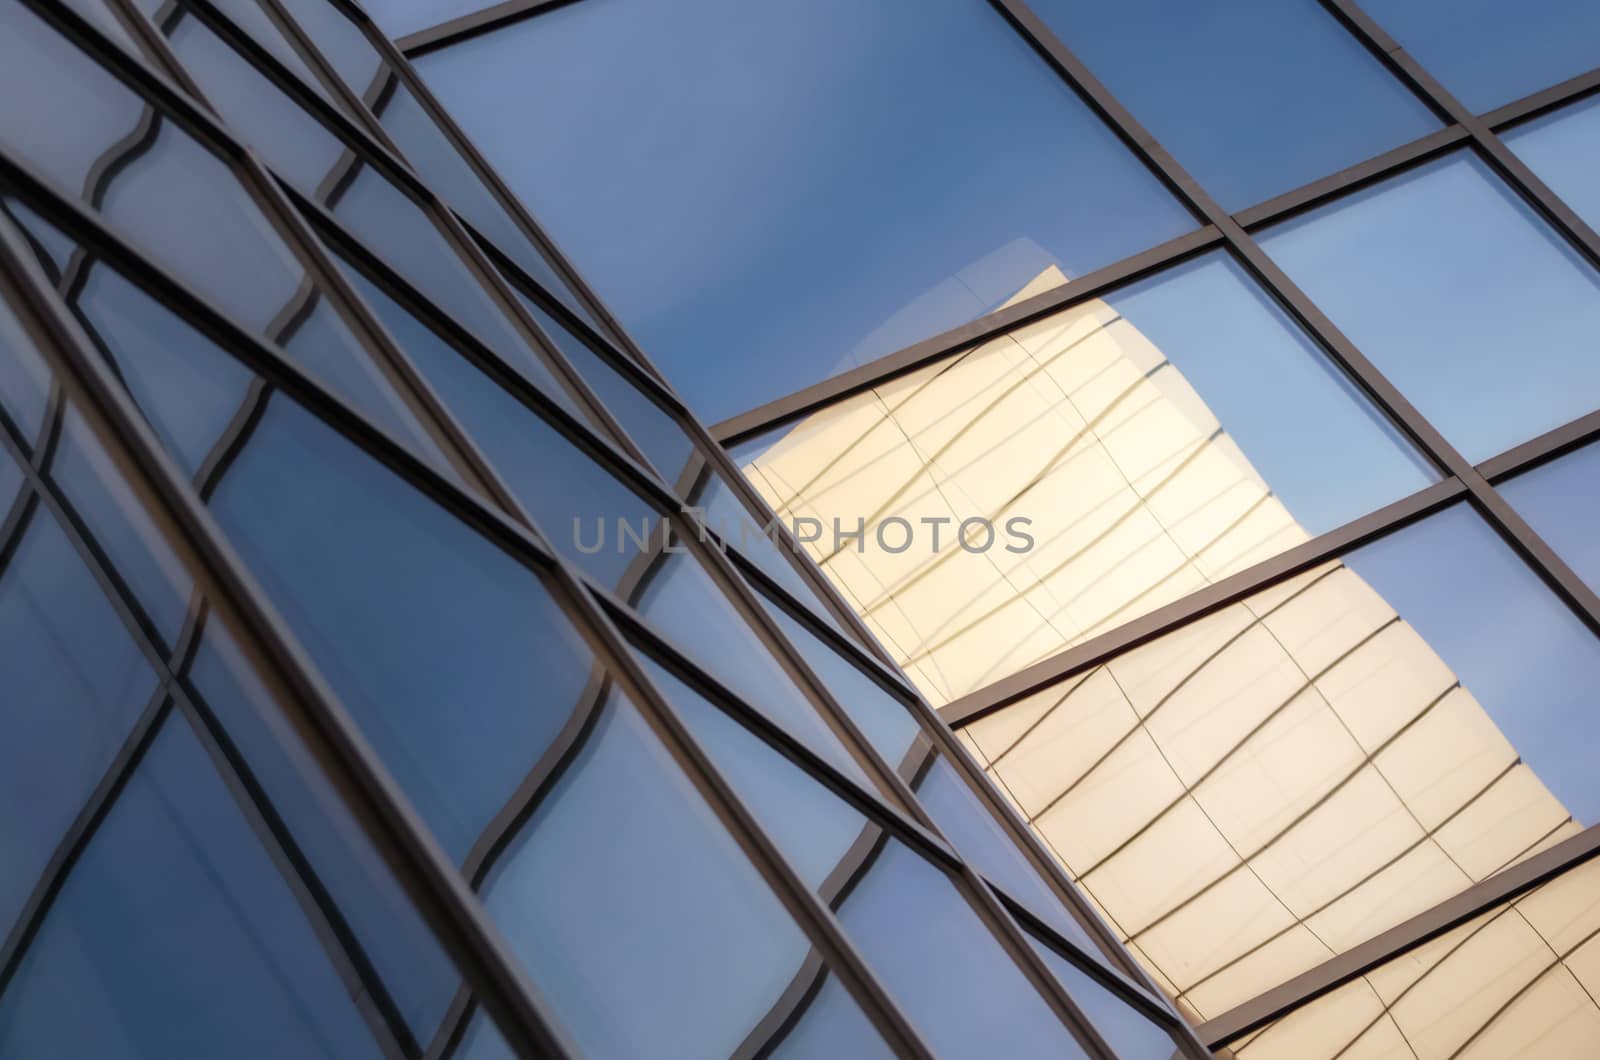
[1260,152,1600,463]
[1346,504,1600,827]
[1026,0,1438,211]
[1361,0,1600,113]
[1504,95,1600,235]
[1500,442,1600,599]
[419,0,1195,421]
[1104,251,1438,534]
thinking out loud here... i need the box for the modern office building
[0,0,1212,1057]
[2,0,1598,1058]
[387,0,1595,1057]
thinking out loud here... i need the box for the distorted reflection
[736,253,1432,705]
[1235,856,1600,1059]
[962,504,1599,1023]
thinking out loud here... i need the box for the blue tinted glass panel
[1102,252,1438,533]
[199,0,338,107]
[840,839,1089,1057]
[1025,932,1178,1060]
[633,546,875,789]
[0,446,21,518]
[51,408,193,645]
[360,0,491,37]
[1504,96,1600,234]
[915,754,1107,962]
[0,507,157,938]
[273,0,382,97]
[1346,503,1600,826]
[753,591,922,769]
[481,692,809,1058]
[209,399,597,860]
[642,658,1086,1056]
[0,715,384,1059]
[419,0,1195,421]
[1260,153,1600,462]
[1501,442,1600,598]
[187,622,459,1039]
[1027,0,1438,210]
[1361,0,1600,112]
[768,974,896,1060]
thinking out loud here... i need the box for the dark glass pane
[642,657,1087,1056]
[1504,95,1600,236]
[0,506,157,937]
[1025,932,1179,1060]
[1361,0,1600,112]
[1501,441,1600,597]
[1260,153,1600,462]
[209,399,598,861]
[50,407,193,644]
[753,589,922,769]
[418,0,1195,422]
[1027,0,1438,210]
[0,291,50,446]
[187,621,459,1040]
[480,690,810,1058]
[0,714,384,1059]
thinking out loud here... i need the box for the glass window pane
[273,0,382,102]
[754,588,922,770]
[199,0,337,107]
[1501,440,1600,596]
[479,688,812,1059]
[0,714,385,1059]
[186,621,460,1040]
[1504,95,1600,236]
[963,501,1600,1017]
[209,399,600,861]
[0,445,21,517]
[1025,931,1179,1060]
[1361,0,1600,112]
[1260,152,1600,463]
[0,505,158,938]
[1026,0,1439,210]
[161,13,349,196]
[418,0,1196,422]
[4,199,452,479]
[731,250,1436,706]
[510,285,692,485]
[641,657,1089,1057]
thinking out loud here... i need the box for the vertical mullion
[0,202,581,1060]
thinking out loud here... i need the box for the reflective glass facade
[381,0,1600,1055]
[0,0,1200,1058]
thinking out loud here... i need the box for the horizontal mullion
[599,592,961,865]
[941,476,1466,729]
[709,225,1223,446]
[1483,64,1600,130]
[1478,408,1600,483]
[1197,823,1600,1047]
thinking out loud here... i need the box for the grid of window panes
[385,0,1600,1054]
[0,0,1207,1057]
